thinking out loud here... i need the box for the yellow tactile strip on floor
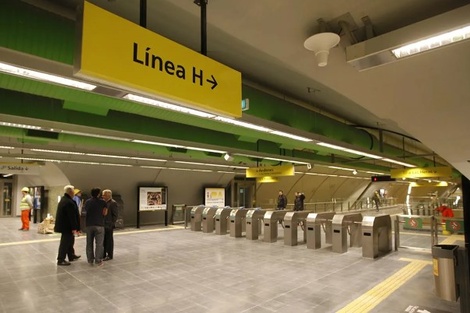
[440,234,464,244]
[0,225,184,247]
[336,258,432,313]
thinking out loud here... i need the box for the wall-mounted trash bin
[432,244,459,302]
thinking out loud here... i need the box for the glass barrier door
[0,182,13,217]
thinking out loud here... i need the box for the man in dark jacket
[102,189,119,261]
[54,185,80,266]
[276,190,287,210]
[84,187,107,266]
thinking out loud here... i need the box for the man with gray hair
[102,189,118,261]
[54,185,80,266]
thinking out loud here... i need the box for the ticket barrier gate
[263,210,288,243]
[362,215,392,258]
[215,207,233,235]
[246,209,267,240]
[230,208,248,238]
[190,205,205,231]
[284,211,311,246]
[332,213,363,253]
[202,206,219,233]
[306,212,335,249]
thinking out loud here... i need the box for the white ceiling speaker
[304,32,340,67]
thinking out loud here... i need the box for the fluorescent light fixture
[130,157,166,162]
[3,174,13,177]
[347,5,470,71]
[140,166,166,169]
[328,165,355,171]
[0,62,96,90]
[16,157,61,163]
[217,170,236,174]
[62,160,100,165]
[269,130,312,142]
[366,171,386,175]
[318,142,416,167]
[31,148,85,155]
[168,167,193,171]
[100,163,132,167]
[185,146,226,154]
[61,130,132,141]
[1,122,41,130]
[123,94,215,118]
[392,25,470,59]
[132,139,182,148]
[382,158,415,168]
[0,146,14,149]
[213,116,272,132]
[86,153,130,159]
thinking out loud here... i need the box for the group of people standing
[54,185,118,266]
[276,190,306,211]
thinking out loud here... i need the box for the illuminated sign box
[75,1,242,118]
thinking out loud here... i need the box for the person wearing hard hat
[19,187,33,231]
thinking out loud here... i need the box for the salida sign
[75,1,241,118]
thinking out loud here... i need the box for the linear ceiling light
[31,148,85,155]
[1,122,41,130]
[346,5,470,71]
[317,142,415,167]
[269,130,312,142]
[0,62,96,91]
[61,130,132,141]
[123,94,215,118]
[382,158,415,168]
[213,116,272,132]
[391,25,470,59]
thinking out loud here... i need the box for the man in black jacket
[54,185,80,266]
[84,187,107,266]
[102,189,118,261]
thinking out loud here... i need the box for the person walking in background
[19,187,33,231]
[54,185,80,266]
[276,190,287,210]
[84,187,107,266]
[102,189,118,261]
[372,190,381,211]
[294,192,306,211]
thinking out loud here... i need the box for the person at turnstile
[293,192,305,211]
[435,204,454,235]
[276,190,287,210]
[372,190,381,212]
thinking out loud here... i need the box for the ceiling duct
[346,4,470,71]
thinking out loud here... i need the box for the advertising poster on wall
[139,187,167,211]
[205,187,225,207]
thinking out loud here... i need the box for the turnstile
[362,214,392,258]
[230,209,248,237]
[306,212,335,249]
[284,211,311,246]
[190,205,205,231]
[263,210,288,243]
[246,209,266,240]
[202,206,219,233]
[332,213,362,253]
[215,207,233,235]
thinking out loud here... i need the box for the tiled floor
[0,216,462,313]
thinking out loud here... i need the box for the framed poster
[138,186,167,211]
[205,187,225,207]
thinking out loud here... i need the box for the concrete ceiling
[4,0,470,178]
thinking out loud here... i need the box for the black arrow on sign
[206,75,218,90]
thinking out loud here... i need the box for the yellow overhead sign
[257,176,279,183]
[75,1,242,117]
[246,165,295,178]
[390,167,452,179]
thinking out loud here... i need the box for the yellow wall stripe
[336,259,431,313]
